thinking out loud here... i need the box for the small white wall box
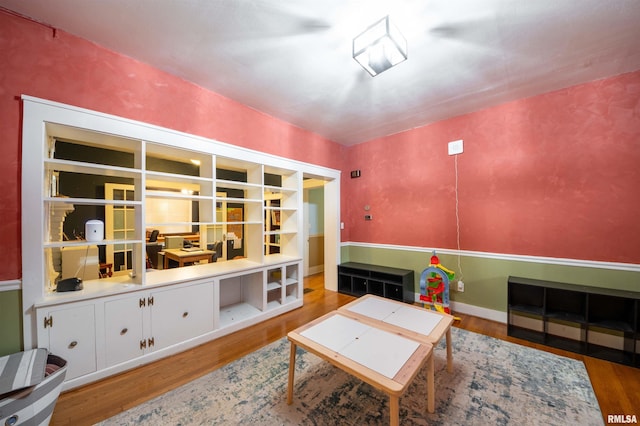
[85,220,104,241]
[448,139,464,155]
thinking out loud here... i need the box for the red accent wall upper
[343,70,640,264]
[0,10,345,281]
[2,9,638,280]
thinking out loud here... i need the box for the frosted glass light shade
[353,16,407,76]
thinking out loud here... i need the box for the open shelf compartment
[219,271,264,328]
[507,276,640,368]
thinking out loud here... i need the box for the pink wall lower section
[343,71,640,264]
[0,11,345,281]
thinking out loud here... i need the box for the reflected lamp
[353,15,407,76]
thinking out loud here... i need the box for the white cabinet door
[42,304,96,381]
[150,282,214,350]
[104,295,147,367]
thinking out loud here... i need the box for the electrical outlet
[457,280,465,292]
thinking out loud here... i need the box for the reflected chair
[207,241,224,262]
[148,229,159,243]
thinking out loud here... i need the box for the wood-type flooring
[50,273,639,425]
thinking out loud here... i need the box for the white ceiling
[2,0,640,145]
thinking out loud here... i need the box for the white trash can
[0,349,67,426]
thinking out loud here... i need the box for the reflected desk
[287,312,434,426]
[162,248,214,269]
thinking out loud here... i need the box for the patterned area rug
[99,327,603,425]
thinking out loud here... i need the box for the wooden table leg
[427,352,435,413]
[389,395,400,426]
[287,342,297,405]
[446,327,453,373]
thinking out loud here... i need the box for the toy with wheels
[419,251,455,314]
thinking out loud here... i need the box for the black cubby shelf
[338,262,415,303]
[508,276,640,368]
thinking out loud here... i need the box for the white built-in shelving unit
[21,95,340,389]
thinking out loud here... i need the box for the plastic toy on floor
[419,251,456,316]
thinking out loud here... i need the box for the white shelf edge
[44,239,143,248]
[45,197,142,206]
[264,206,297,212]
[267,282,282,291]
[266,300,282,310]
[285,278,298,286]
[145,170,212,183]
[216,179,263,189]
[215,221,262,226]
[145,222,213,227]
[45,158,142,178]
[145,193,214,201]
[217,197,263,203]
[265,230,297,236]
[285,295,298,304]
[264,185,297,193]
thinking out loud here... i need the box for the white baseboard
[450,300,507,323]
[307,265,324,275]
[412,292,507,323]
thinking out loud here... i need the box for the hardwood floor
[51,273,639,425]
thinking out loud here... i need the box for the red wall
[0,11,345,281]
[2,10,639,283]
[343,71,640,264]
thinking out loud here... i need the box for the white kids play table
[339,294,455,374]
[287,311,434,426]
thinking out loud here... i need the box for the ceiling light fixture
[353,15,407,77]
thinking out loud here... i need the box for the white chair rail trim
[342,241,640,273]
[0,279,21,292]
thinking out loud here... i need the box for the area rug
[99,327,603,425]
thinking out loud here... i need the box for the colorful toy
[419,251,455,315]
